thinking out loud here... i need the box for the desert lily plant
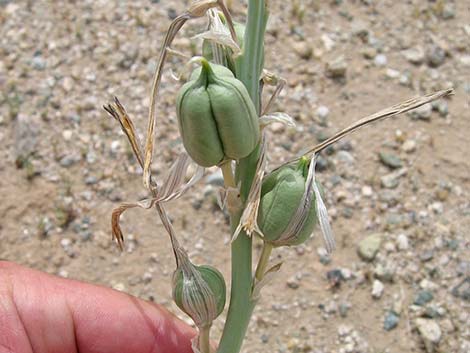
[104,1,453,352]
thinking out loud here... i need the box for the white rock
[402,139,417,153]
[416,318,442,349]
[110,140,121,153]
[321,34,335,51]
[371,279,384,299]
[338,324,352,337]
[62,130,73,141]
[374,54,387,66]
[385,68,400,78]
[316,105,330,119]
[403,47,425,65]
[361,185,373,197]
[396,234,409,250]
[430,202,444,214]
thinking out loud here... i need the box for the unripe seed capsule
[176,59,260,167]
[257,158,319,247]
[172,264,226,328]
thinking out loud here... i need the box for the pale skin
[0,261,197,353]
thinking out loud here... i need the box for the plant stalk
[217,1,269,352]
[254,242,273,282]
[199,325,211,353]
[220,161,236,188]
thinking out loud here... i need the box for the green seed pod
[257,158,318,247]
[176,59,260,167]
[172,264,226,328]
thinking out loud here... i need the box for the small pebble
[426,45,446,68]
[451,277,470,301]
[316,105,330,120]
[402,139,417,153]
[374,54,387,66]
[379,152,403,169]
[396,233,409,251]
[371,279,384,299]
[357,233,382,262]
[403,47,425,65]
[326,56,347,78]
[381,173,400,189]
[414,290,434,306]
[293,41,313,60]
[384,311,400,331]
[415,318,442,351]
[361,185,373,197]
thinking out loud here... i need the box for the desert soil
[0,0,469,352]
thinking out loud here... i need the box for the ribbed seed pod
[172,263,226,328]
[257,158,318,247]
[176,59,260,167]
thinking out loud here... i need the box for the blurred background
[0,1,469,352]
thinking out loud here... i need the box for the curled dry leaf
[111,153,203,251]
[104,97,144,167]
[143,14,189,190]
[274,88,454,172]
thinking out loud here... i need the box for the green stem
[254,242,273,282]
[220,161,236,188]
[236,0,268,111]
[199,325,211,353]
[217,2,269,353]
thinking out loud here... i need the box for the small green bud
[203,18,264,76]
[203,19,246,72]
[257,158,318,247]
[172,263,226,328]
[176,59,260,167]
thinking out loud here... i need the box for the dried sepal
[188,0,218,18]
[260,112,296,129]
[195,30,241,56]
[313,168,335,254]
[232,135,267,242]
[261,72,287,115]
[169,55,205,82]
[196,9,240,57]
